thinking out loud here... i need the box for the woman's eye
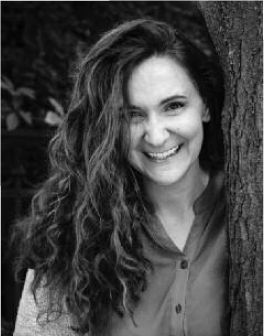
[131,111,143,118]
[165,102,184,112]
[129,110,145,123]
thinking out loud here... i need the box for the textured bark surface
[199,2,263,336]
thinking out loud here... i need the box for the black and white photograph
[1,2,262,336]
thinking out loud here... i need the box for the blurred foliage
[1,1,212,130]
[1,75,35,130]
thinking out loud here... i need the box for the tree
[199,2,262,336]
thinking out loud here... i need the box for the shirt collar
[193,169,225,215]
[141,169,225,258]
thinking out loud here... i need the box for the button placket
[171,258,190,336]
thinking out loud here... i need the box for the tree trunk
[199,2,262,336]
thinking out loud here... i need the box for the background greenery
[1,1,212,131]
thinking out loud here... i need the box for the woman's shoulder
[13,269,78,336]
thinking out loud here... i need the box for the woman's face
[127,55,210,187]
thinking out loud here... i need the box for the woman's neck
[144,164,209,222]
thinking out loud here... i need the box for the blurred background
[1,2,213,335]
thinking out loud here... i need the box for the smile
[145,144,183,161]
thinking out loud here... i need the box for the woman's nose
[143,117,169,147]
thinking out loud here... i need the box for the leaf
[1,76,14,88]
[48,97,64,116]
[16,87,36,99]
[6,113,20,131]
[44,111,63,126]
[19,111,33,125]
[1,76,15,95]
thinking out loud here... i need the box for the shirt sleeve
[13,269,78,336]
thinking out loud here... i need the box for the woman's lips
[144,144,183,161]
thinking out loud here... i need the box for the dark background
[1,2,212,335]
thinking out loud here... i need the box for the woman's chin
[144,172,184,187]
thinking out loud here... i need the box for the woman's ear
[202,107,210,122]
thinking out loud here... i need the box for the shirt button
[175,304,182,314]
[180,260,188,269]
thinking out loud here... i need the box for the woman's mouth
[144,144,183,162]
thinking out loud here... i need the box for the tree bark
[199,2,262,336]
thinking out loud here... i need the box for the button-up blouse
[109,170,230,336]
[14,170,230,336]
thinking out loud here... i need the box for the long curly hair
[14,19,225,335]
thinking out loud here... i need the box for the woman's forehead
[127,55,199,108]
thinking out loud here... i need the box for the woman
[14,19,229,336]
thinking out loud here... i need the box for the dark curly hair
[14,19,225,335]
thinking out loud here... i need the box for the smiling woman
[13,19,229,336]
[127,56,210,188]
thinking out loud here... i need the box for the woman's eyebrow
[126,104,143,111]
[159,95,187,106]
[127,95,187,111]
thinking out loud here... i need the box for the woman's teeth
[145,145,182,161]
